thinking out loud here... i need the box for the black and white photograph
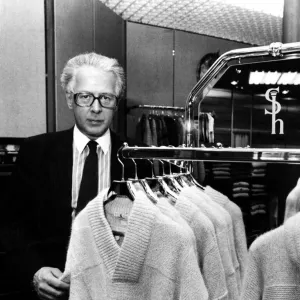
[1,0,300,299]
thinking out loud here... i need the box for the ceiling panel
[100,0,283,45]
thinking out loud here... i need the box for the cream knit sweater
[284,178,300,222]
[192,186,241,292]
[155,195,198,256]
[205,186,248,281]
[155,194,228,299]
[241,212,300,300]
[175,196,228,300]
[180,187,240,300]
[61,191,208,300]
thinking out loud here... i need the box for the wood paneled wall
[126,23,174,107]
[54,0,125,132]
[126,22,251,109]
[126,21,252,138]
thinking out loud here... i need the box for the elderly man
[11,52,138,299]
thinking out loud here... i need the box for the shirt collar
[73,125,111,154]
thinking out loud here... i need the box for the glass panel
[196,56,300,233]
[198,57,300,148]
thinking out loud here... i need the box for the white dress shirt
[71,125,111,212]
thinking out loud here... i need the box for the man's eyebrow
[76,91,93,94]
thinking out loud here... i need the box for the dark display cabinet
[0,138,24,299]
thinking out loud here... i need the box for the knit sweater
[205,186,248,282]
[241,212,300,300]
[180,187,240,300]
[175,196,228,300]
[284,178,300,222]
[155,195,198,256]
[191,187,241,291]
[61,190,208,300]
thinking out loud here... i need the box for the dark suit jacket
[10,128,145,291]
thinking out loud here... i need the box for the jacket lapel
[49,128,73,201]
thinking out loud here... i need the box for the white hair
[60,52,125,97]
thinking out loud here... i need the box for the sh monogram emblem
[264,87,284,135]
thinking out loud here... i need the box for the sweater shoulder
[249,225,285,255]
[226,200,243,220]
[153,209,194,250]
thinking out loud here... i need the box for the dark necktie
[76,140,99,214]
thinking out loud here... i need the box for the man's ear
[66,92,73,110]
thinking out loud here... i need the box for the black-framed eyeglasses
[73,92,118,109]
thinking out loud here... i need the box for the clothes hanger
[182,161,205,190]
[125,151,158,205]
[169,159,195,187]
[104,143,141,239]
[163,159,183,192]
[144,159,177,203]
[156,159,179,202]
[105,143,136,205]
[169,145,204,190]
[166,160,190,188]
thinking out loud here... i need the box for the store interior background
[2,0,300,297]
[1,0,288,138]
[2,0,300,252]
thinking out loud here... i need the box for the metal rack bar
[127,104,185,112]
[122,145,300,164]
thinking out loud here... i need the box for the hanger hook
[117,143,127,181]
[157,159,165,176]
[129,145,138,180]
[168,145,177,175]
[146,159,155,178]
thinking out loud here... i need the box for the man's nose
[91,99,102,113]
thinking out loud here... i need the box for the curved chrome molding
[184,41,300,146]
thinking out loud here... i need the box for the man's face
[66,66,117,140]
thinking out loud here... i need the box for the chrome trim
[122,145,300,164]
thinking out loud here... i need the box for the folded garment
[232,193,250,198]
[233,181,250,187]
[251,173,266,177]
[212,171,231,176]
[251,162,267,168]
[251,169,266,174]
[251,204,266,210]
[250,209,267,216]
[251,200,268,205]
[212,167,231,172]
[252,184,266,189]
[213,176,231,180]
[233,187,250,193]
[251,188,266,193]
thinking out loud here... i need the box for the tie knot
[87,140,98,153]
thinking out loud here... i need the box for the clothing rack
[121,145,300,164]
